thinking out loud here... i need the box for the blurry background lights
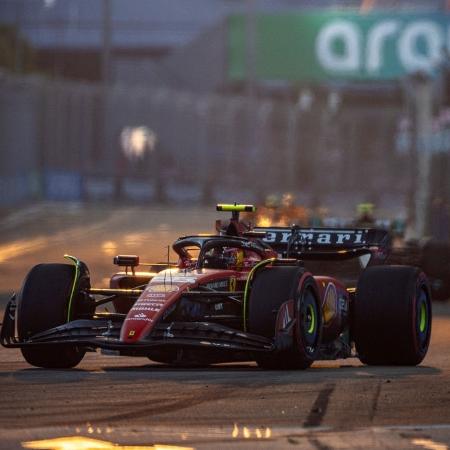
[298,89,314,111]
[43,0,56,7]
[120,126,157,161]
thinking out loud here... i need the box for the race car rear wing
[254,226,390,256]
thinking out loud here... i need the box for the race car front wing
[1,297,274,357]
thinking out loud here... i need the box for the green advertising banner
[228,12,450,81]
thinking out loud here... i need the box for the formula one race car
[1,204,432,369]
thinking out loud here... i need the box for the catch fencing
[0,72,412,216]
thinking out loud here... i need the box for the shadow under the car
[7,360,441,387]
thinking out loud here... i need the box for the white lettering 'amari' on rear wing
[254,227,390,251]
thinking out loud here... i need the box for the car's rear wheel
[248,265,321,369]
[17,263,86,368]
[353,265,431,366]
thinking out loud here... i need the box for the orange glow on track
[22,436,194,450]
[0,237,47,263]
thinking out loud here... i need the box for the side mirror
[113,255,139,274]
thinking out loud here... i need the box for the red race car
[1,204,432,369]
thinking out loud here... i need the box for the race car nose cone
[119,278,185,343]
[120,312,154,343]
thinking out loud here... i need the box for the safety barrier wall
[0,73,413,213]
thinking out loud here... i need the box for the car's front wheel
[17,263,86,368]
[248,265,322,369]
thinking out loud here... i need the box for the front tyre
[17,264,86,368]
[354,266,431,366]
[248,266,321,369]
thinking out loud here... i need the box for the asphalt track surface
[1,204,450,449]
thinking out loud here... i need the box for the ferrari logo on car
[229,277,236,292]
[128,330,135,337]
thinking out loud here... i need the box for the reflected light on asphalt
[412,438,449,450]
[0,237,47,263]
[124,233,149,247]
[101,241,118,256]
[21,436,194,450]
[231,423,271,439]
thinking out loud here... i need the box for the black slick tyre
[17,263,85,368]
[248,266,321,370]
[354,266,431,366]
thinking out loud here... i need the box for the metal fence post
[286,104,301,190]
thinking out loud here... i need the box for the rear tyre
[354,266,431,366]
[17,264,85,368]
[248,266,321,369]
[421,240,450,301]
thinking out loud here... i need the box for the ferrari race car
[1,204,432,369]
